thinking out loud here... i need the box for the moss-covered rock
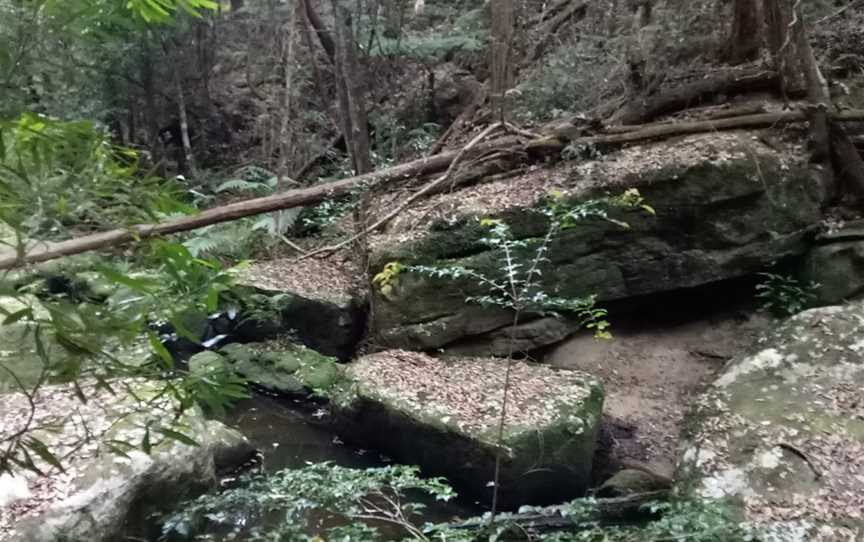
[211,340,340,395]
[678,302,864,541]
[332,350,603,508]
[372,145,822,351]
[1,379,254,542]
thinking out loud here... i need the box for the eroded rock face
[332,350,603,508]
[233,259,366,361]
[0,380,254,542]
[800,220,864,305]
[371,136,822,352]
[678,303,864,541]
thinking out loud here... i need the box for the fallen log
[4,109,864,271]
[612,68,780,125]
[447,490,670,537]
[556,110,864,146]
[0,141,513,270]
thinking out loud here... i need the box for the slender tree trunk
[764,0,806,95]
[302,0,336,63]
[169,53,196,176]
[331,0,373,282]
[723,0,761,64]
[490,0,516,121]
[626,0,653,94]
[332,1,372,174]
[277,3,299,180]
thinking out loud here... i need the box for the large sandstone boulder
[332,350,603,508]
[678,302,864,541]
[233,258,366,361]
[370,133,822,352]
[0,380,254,542]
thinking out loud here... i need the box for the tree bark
[723,0,762,64]
[301,0,336,64]
[764,0,807,95]
[612,68,779,125]
[230,0,243,10]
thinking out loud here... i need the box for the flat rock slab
[0,380,253,542]
[233,258,366,361]
[679,303,864,541]
[333,350,603,508]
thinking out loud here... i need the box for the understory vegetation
[1,0,863,540]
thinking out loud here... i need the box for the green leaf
[141,423,152,454]
[96,266,158,293]
[25,437,65,472]
[157,427,199,447]
[3,307,32,325]
[147,331,175,370]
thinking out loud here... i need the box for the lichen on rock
[678,301,864,541]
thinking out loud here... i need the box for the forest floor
[546,294,773,480]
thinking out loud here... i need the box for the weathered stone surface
[205,340,340,395]
[372,142,822,351]
[0,380,254,542]
[801,241,864,305]
[332,350,603,508]
[678,302,864,541]
[232,261,366,361]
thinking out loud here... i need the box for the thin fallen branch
[298,122,507,260]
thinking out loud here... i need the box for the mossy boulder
[192,340,340,395]
[678,302,864,541]
[372,142,822,352]
[1,379,254,542]
[332,350,603,508]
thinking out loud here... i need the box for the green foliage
[160,462,457,541]
[755,272,820,317]
[369,33,485,62]
[298,197,356,234]
[0,114,188,241]
[532,497,748,541]
[513,39,619,122]
[126,0,218,23]
[404,189,654,339]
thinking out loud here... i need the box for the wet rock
[678,302,864,540]
[372,142,822,351]
[332,350,603,508]
[0,380,252,542]
[196,340,340,395]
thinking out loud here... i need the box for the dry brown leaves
[349,350,598,437]
[236,256,362,301]
[0,380,172,540]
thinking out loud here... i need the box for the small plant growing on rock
[392,188,655,518]
[755,272,820,317]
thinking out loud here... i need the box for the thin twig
[296,122,506,261]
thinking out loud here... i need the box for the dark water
[194,394,482,538]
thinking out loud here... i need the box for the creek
[163,392,483,540]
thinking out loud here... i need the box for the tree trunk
[331,1,372,175]
[171,60,196,176]
[301,0,336,63]
[490,0,516,121]
[277,3,299,180]
[764,0,807,95]
[230,0,243,10]
[723,0,762,64]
